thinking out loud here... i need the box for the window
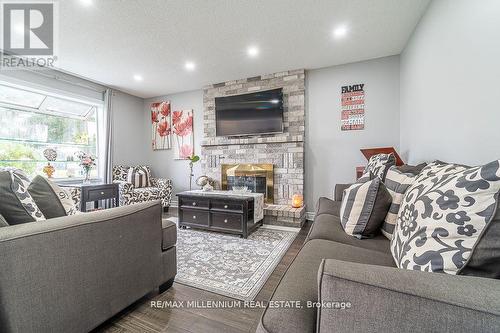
[0,83,103,180]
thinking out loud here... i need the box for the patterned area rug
[172,220,298,301]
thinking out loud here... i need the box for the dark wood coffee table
[177,191,263,238]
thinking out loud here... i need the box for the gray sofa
[257,186,500,333]
[0,201,177,333]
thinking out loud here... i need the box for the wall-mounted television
[215,88,283,137]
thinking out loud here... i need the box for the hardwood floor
[94,208,311,333]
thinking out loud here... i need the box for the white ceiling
[58,0,430,98]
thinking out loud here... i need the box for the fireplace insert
[221,163,274,204]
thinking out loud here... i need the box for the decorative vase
[83,169,91,184]
[43,163,55,178]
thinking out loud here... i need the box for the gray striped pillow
[127,166,151,188]
[381,166,416,239]
[340,178,392,239]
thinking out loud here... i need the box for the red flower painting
[172,109,194,159]
[157,121,170,137]
[151,101,171,150]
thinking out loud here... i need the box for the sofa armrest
[317,259,500,333]
[150,177,173,207]
[0,201,163,332]
[334,183,352,201]
[114,180,135,205]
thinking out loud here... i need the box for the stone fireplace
[221,163,274,204]
[201,69,306,227]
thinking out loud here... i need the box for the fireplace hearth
[221,164,274,204]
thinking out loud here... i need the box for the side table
[60,182,119,212]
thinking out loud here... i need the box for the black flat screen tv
[215,88,284,136]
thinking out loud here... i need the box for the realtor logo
[1,1,58,68]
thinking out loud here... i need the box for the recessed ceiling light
[80,0,93,6]
[247,46,259,58]
[133,74,143,82]
[185,61,196,71]
[333,25,348,39]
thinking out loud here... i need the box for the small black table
[176,191,263,238]
[61,182,119,212]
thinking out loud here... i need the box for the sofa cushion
[112,165,129,182]
[381,166,417,239]
[315,197,341,217]
[307,213,391,254]
[458,199,500,278]
[364,153,396,181]
[391,160,500,274]
[339,178,392,239]
[257,239,395,333]
[134,187,161,203]
[127,166,151,188]
[161,219,177,250]
[0,168,45,225]
[397,163,427,175]
[28,176,79,219]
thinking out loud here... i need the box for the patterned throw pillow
[0,214,8,227]
[381,166,417,239]
[28,176,79,219]
[127,166,151,188]
[0,168,45,225]
[391,160,500,274]
[340,178,392,239]
[364,153,396,181]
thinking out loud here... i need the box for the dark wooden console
[176,191,263,238]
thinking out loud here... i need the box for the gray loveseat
[257,185,500,333]
[0,201,177,333]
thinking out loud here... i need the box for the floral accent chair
[112,165,173,211]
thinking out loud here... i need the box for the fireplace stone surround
[201,69,306,227]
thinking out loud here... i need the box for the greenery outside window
[0,83,103,180]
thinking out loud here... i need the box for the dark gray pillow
[0,168,45,225]
[396,163,427,175]
[459,199,500,278]
[339,178,392,239]
[28,176,78,219]
[0,214,8,227]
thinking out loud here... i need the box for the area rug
[170,219,298,301]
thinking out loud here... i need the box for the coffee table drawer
[87,187,116,201]
[182,209,209,226]
[211,213,242,231]
[211,201,244,212]
[181,197,209,209]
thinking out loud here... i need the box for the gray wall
[141,57,400,209]
[143,90,203,200]
[112,91,149,165]
[305,56,400,209]
[400,0,500,165]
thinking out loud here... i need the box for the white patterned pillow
[364,153,396,181]
[0,168,45,224]
[127,166,151,188]
[391,160,500,274]
[381,166,417,239]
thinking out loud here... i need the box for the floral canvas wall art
[151,101,171,150]
[172,109,194,159]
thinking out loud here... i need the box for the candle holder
[292,193,304,208]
